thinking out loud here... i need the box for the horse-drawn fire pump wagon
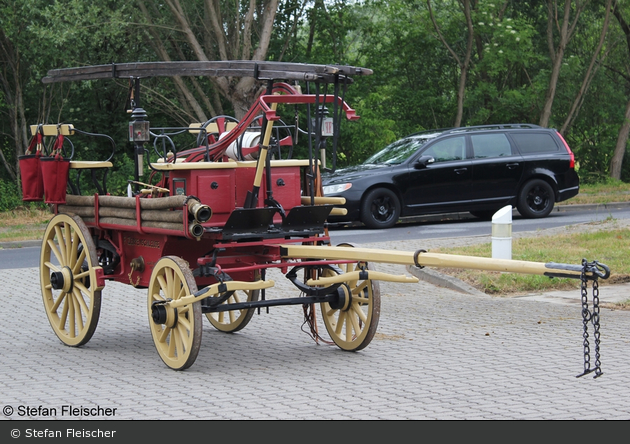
[19,61,609,374]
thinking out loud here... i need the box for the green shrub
[0,179,24,211]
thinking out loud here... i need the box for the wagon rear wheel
[205,270,261,333]
[320,243,381,351]
[148,256,202,370]
[40,213,103,347]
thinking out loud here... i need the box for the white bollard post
[492,205,513,260]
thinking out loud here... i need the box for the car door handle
[506,163,520,169]
[454,168,468,174]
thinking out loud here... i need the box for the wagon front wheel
[148,256,202,370]
[320,243,381,351]
[40,213,103,347]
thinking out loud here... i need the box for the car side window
[422,136,466,163]
[471,133,514,158]
[509,132,560,154]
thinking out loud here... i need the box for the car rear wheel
[517,179,554,218]
[361,188,400,229]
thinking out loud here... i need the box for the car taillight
[556,131,575,169]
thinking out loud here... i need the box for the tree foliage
[1,0,630,209]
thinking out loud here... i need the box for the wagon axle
[199,284,352,313]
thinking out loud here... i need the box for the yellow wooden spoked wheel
[320,243,381,351]
[148,256,202,370]
[206,271,260,333]
[40,214,103,347]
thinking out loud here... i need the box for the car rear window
[471,133,514,158]
[510,132,560,154]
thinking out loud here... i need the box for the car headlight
[323,183,352,195]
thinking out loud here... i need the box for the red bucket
[18,152,44,201]
[40,154,70,204]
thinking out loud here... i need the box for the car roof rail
[407,127,455,137]
[406,123,543,139]
[443,123,543,135]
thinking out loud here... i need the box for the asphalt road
[328,204,630,245]
[1,203,629,270]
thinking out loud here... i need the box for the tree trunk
[153,0,278,120]
[609,0,630,179]
[539,0,586,128]
[610,98,630,180]
[560,0,613,135]
[138,0,208,122]
[455,0,474,127]
[0,28,22,181]
[427,0,475,128]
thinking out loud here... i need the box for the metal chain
[576,259,603,379]
[591,276,602,378]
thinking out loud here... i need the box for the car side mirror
[415,155,435,169]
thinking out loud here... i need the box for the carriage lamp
[129,107,150,142]
[312,106,333,169]
[129,108,150,179]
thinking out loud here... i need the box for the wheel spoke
[48,239,63,266]
[151,291,164,304]
[335,311,345,335]
[158,326,169,343]
[345,316,353,342]
[50,292,65,313]
[69,230,79,266]
[177,313,191,331]
[167,329,176,357]
[353,295,369,305]
[348,310,361,337]
[177,285,187,299]
[54,225,66,265]
[351,303,368,323]
[64,223,72,265]
[157,275,168,295]
[67,293,76,338]
[353,280,369,295]
[73,287,90,316]
[44,261,60,273]
[176,324,189,348]
[72,292,84,332]
[72,248,87,275]
[58,294,70,330]
[74,270,90,281]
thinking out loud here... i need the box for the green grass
[430,225,630,296]
[570,179,630,205]
[0,207,51,243]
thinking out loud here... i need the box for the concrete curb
[0,240,41,249]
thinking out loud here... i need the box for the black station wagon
[322,124,580,229]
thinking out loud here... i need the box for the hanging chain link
[577,259,603,379]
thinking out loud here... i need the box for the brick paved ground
[1,248,629,420]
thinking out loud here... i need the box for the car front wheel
[517,179,555,218]
[361,188,401,229]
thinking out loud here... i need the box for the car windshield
[363,134,440,165]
